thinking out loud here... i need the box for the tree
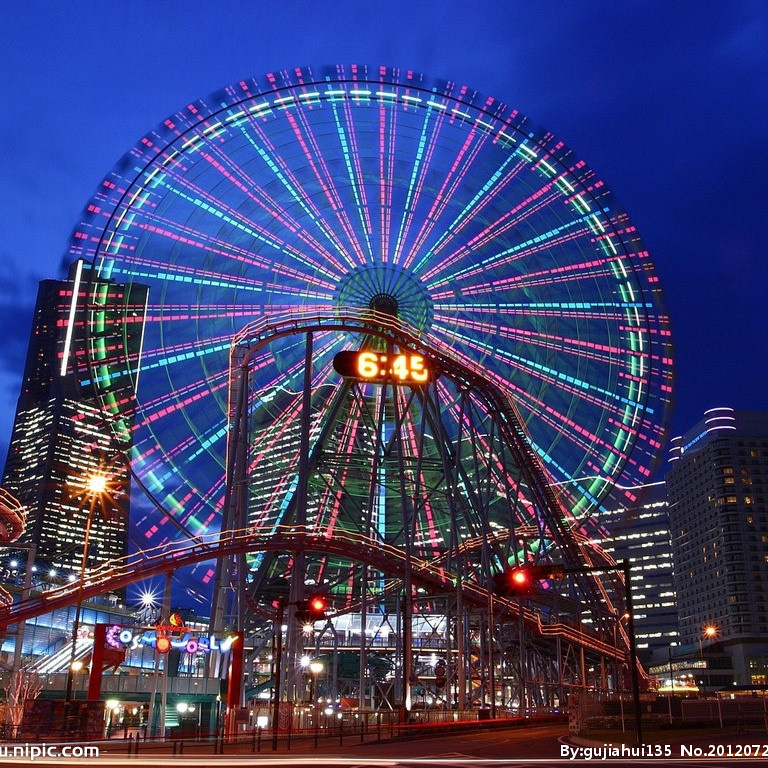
[3,667,42,737]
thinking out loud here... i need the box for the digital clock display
[333,350,431,383]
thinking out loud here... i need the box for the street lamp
[699,624,718,696]
[63,471,112,732]
[87,474,108,496]
[309,660,324,697]
[702,624,718,646]
[309,660,324,747]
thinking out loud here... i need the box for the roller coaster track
[0,525,624,661]
[228,310,615,602]
[0,310,631,670]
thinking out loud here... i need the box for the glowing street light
[86,474,109,495]
[63,468,115,731]
[698,624,718,696]
[309,660,324,676]
[699,624,718,658]
[307,661,325,748]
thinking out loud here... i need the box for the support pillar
[225,631,244,738]
[87,623,108,700]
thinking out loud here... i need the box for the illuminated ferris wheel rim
[68,65,673,533]
[80,66,646,285]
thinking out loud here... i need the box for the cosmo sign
[106,623,237,655]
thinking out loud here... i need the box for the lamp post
[620,559,643,745]
[271,599,286,752]
[667,645,675,724]
[611,611,629,732]
[699,624,717,696]
[309,660,324,747]
[63,472,108,734]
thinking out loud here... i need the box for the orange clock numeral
[392,354,408,380]
[410,355,428,382]
[357,351,379,378]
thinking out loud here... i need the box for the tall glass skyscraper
[667,407,768,685]
[1,260,148,573]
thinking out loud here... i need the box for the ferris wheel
[68,65,673,555]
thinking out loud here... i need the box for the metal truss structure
[2,67,674,730]
[0,312,640,719]
[210,310,634,712]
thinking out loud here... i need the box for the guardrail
[26,672,221,697]
[0,526,625,660]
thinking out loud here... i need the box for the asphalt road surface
[4,723,768,766]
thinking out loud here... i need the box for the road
[3,723,768,766]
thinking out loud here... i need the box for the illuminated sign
[332,350,431,384]
[105,624,237,654]
[648,659,706,675]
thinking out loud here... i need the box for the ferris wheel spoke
[195,143,355,276]
[416,164,555,280]
[332,99,377,256]
[70,66,671,569]
[387,107,446,267]
[405,132,511,272]
[298,101,377,263]
[146,176,346,280]
[238,119,367,271]
[280,109,371,266]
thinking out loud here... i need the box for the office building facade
[2,260,147,573]
[666,407,768,685]
[595,483,679,662]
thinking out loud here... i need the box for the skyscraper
[666,407,768,685]
[594,482,679,662]
[2,260,147,573]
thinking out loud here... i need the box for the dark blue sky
[1,0,766,470]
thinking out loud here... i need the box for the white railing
[35,673,220,696]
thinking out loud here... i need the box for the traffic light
[434,661,447,689]
[493,566,532,596]
[492,563,565,596]
[296,593,328,624]
[306,594,328,621]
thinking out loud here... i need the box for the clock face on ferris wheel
[69,65,673,545]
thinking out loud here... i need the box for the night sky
[1,0,766,474]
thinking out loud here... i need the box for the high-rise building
[666,407,768,685]
[594,482,679,662]
[1,260,147,574]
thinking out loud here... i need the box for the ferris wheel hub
[334,262,434,333]
[368,292,399,317]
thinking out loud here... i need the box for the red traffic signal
[492,564,565,596]
[296,593,329,624]
[434,661,447,689]
[306,594,328,621]
[493,567,532,596]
